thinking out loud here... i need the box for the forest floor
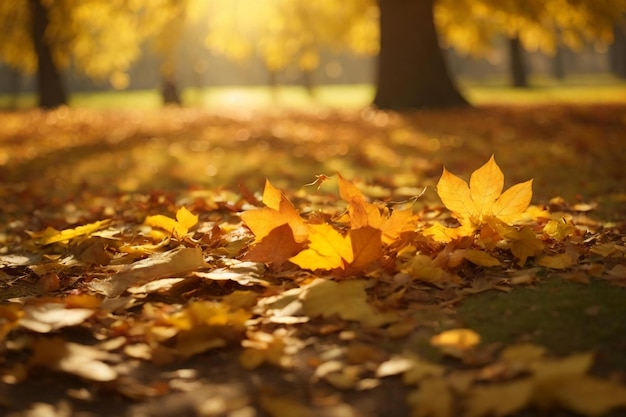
[1,103,626,417]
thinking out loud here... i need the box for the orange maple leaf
[349,227,383,270]
[337,173,382,229]
[337,174,416,244]
[243,223,306,266]
[437,155,533,228]
[240,179,307,243]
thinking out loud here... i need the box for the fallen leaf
[242,223,305,267]
[402,253,462,286]
[465,378,534,417]
[88,246,206,297]
[338,174,382,229]
[550,375,626,416]
[406,377,453,417]
[29,220,112,245]
[430,328,481,351]
[543,219,576,240]
[193,260,268,286]
[240,179,308,243]
[29,337,117,382]
[349,227,382,270]
[19,303,95,333]
[590,243,626,258]
[165,301,250,357]
[0,304,24,342]
[289,224,353,271]
[462,249,501,267]
[144,206,198,239]
[259,394,313,417]
[301,279,394,327]
[437,156,532,228]
[536,253,577,269]
[509,226,544,266]
[605,264,626,279]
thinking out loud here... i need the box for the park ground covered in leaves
[1,103,626,417]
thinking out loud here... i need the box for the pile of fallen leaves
[2,151,626,417]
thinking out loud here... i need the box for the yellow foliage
[290,223,353,271]
[144,207,198,239]
[29,220,112,245]
[436,156,533,234]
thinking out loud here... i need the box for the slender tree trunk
[509,35,528,88]
[301,70,316,98]
[374,0,468,110]
[610,25,626,79]
[8,69,22,110]
[29,0,67,109]
[552,45,565,80]
[161,73,182,106]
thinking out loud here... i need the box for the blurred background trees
[0,0,624,109]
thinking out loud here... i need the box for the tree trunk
[29,0,67,109]
[301,70,316,98]
[609,24,626,79]
[552,45,565,80]
[8,69,22,110]
[509,35,528,88]
[373,0,468,110]
[161,73,182,106]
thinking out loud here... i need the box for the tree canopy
[0,0,165,89]
[0,0,624,108]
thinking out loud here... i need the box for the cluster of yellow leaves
[240,157,594,282]
[241,176,416,272]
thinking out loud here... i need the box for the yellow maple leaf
[144,207,198,239]
[289,223,353,271]
[437,156,533,229]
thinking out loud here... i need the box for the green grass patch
[457,277,626,370]
[1,73,624,110]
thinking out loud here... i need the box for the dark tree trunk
[552,45,566,80]
[509,35,529,88]
[610,24,626,79]
[301,70,315,98]
[373,0,468,110]
[161,73,182,106]
[8,69,22,110]
[29,0,67,109]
